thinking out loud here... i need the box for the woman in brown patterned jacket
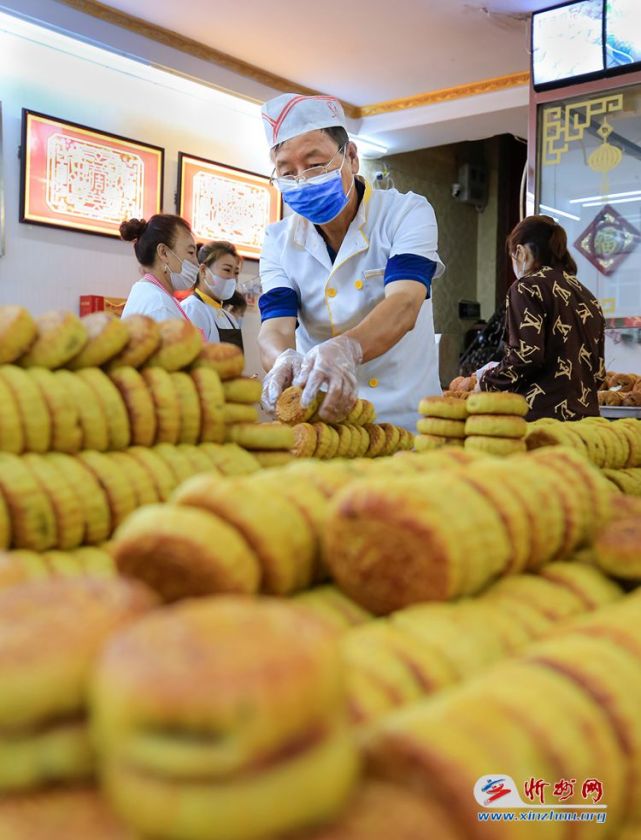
[479,215,605,421]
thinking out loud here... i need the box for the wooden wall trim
[359,72,530,117]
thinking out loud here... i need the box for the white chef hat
[261,93,346,148]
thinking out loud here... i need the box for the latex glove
[473,361,498,392]
[261,348,304,412]
[294,335,363,423]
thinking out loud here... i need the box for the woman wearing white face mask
[478,215,605,420]
[120,215,200,323]
[181,241,244,349]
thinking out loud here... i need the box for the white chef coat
[121,278,187,322]
[181,291,240,343]
[259,179,445,429]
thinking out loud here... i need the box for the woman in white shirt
[182,241,244,349]
[120,215,200,323]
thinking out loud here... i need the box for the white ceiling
[92,0,555,153]
[98,0,550,106]
[24,0,558,153]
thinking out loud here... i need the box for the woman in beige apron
[182,241,244,349]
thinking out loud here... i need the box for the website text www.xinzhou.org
[477,811,607,824]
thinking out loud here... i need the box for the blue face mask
[280,167,353,225]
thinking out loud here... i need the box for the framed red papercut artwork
[20,110,164,238]
[178,153,281,260]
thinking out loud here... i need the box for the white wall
[0,14,272,325]
[604,331,641,375]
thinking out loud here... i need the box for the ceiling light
[350,134,388,159]
[539,203,580,221]
[582,196,641,207]
[569,189,641,204]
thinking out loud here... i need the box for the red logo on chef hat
[328,100,339,118]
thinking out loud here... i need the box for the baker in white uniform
[258,94,444,430]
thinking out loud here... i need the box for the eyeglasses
[270,146,346,189]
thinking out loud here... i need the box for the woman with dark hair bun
[478,215,605,420]
[120,214,200,323]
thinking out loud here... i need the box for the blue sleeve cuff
[384,254,436,296]
[258,287,299,321]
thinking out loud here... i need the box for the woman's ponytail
[507,214,577,275]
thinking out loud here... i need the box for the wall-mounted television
[605,0,641,72]
[532,0,605,91]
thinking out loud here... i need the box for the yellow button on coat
[369,378,379,388]
[354,280,364,290]
[327,288,337,298]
